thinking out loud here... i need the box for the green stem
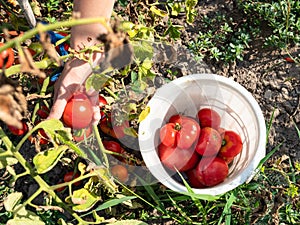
[0,127,14,151]
[104,87,119,100]
[0,17,110,52]
[92,124,110,168]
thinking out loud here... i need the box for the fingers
[86,89,101,125]
[47,97,68,120]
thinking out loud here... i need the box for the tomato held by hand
[158,143,199,172]
[193,157,228,187]
[0,42,14,68]
[219,130,243,158]
[62,92,93,129]
[195,127,222,156]
[197,108,221,129]
[160,115,200,149]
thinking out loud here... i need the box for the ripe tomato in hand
[195,127,222,156]
[197,108,221,129]
[160,115,200,149]
[7,121,28,136]
[193,157,228,187]
[62,92,93,129]
[158,143,199,172]
[219,130,243,158]
[0,42,14,69]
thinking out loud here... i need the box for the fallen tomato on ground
[62,92,93,129]
[63,171,81,186]
[160,115,200,149]
[110,164,129,183]
[37,105,50,119]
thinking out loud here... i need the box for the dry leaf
[19,47,46,78]
[0,74,27,129]
[97,21,133,71]
[38,31,61,66]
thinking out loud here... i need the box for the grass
[0,0,300,224]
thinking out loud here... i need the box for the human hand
[48,53,103,125]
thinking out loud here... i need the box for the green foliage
[238,0,300,49]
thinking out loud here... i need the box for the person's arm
[48,0,114,124]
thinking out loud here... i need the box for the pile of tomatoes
[158,108,243,188]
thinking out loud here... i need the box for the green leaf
[4,192,23,212]
[0,150,18,169]
[109,220,148,225]
[33,145,68,174]
[85,73,111,92]
[95,196,136,211]
[6,205,45,225]
[70,188,101,212]
[132,41,154,62]
[165,24,183,40]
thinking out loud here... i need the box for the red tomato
[195,127,222,156]
[160,115,200,149]
[62,92,93,129]
[99,114,129,139]
[186,169,206,188]
[7,121,28,136]
[72,126,93,142]
[158,143,199,172]
[193,157,228,187]
[37,128,49,145]
[102,140,124,154]
[0,42,14,68]
[99,95,108,108]
[197,108,221,129]
[55,32,70,53]
[219,130,243,158]
[37,105,50,119]
[64,171,81,186]
[111,164,129,183]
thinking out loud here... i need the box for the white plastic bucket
[138,74,266,196]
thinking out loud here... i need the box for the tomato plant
[0,42,14,68]
[62,92,93,129]
[111,165,128,183]
[160,115,200,149]
[197,108,221,129]
[219,130,243,158]
[195,127,222,156]
[99,95,108,119]
[192,157,228,187]
[99,114,129,139]
[7,121,28,136]
[158,143,199,172]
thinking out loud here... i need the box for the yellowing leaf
[4,192,23,212]
[150,6,168,17]
[33,145,68,174]
[138,107,150,123]
[71,188,101,212]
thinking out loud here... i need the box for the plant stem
[92,124,110,168]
